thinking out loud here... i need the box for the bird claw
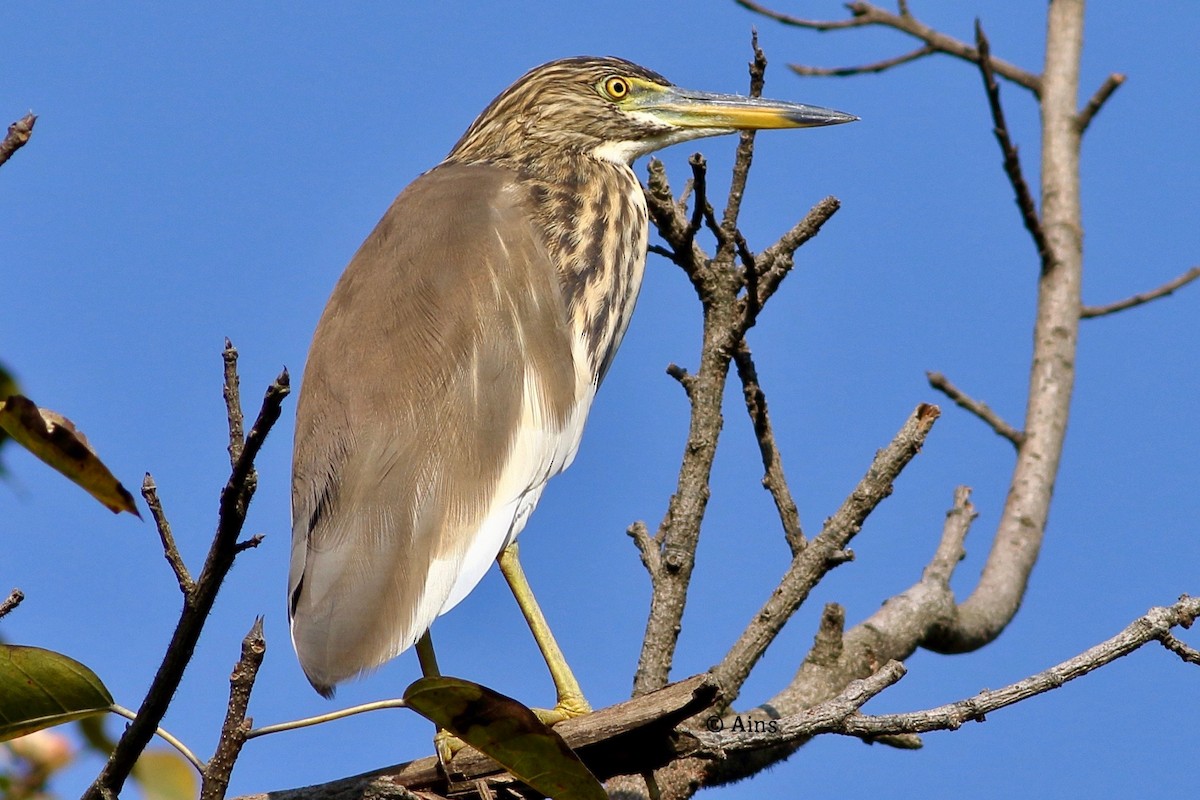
[434,728,465,774]
[532,693,592,726]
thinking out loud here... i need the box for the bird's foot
[532,692,592,726]
[434,728,464,771]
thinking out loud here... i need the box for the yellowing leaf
[404,676,606,800]
[133,749,199,800]
[0,395,139,516]
[0,644,114,741]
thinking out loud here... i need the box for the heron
[288,56,854,721]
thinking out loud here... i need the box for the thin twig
[974,21,1052,271]
[234,533,265,554]
[142,474,195,597]
[732,341,804,555]
[921,486,976,586]
[1158,632,1200,666]
[790,44,935,77]
[707,403,940,710]
[627,520,662,580]
[108,705,205,773]
[739,0,1041,92]
[734,0,869,30]
[1080,265,1200,318]
[717,35,767,265]
[201,618,267,800]
[0,588,25,619]
[246,698,412,739]
[223,339,246,469]
[926,371,1024,447]
[1077,73,1125,134]
[83,361,290,800]
[749,196,841,318]
[0,113,37,169]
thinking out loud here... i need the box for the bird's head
[448,56,856,167]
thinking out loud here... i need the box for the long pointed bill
[636,87,858,130]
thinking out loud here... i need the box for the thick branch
[1080,265,1200,318]
[925,0,1085,654]
[83,359,289,800]
[233,676,721,800]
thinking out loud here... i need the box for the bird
[288,56,855,715]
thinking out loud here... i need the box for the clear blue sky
[3,2,1197,798]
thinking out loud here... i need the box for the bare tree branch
[223,339,247,469]
[924,0,1086,654]
[83,356,289,800]
[702,595,1200,751]
[732,341,805,555]
[0,113,37,169]
[926,371,1025,447]
[707,403,940,711]
[201,618,267,800]
[739,1,1042,92]
[1159,632,1200,666]
[975,21,1052,271]
[790,44,935,77]
[0,587,24,620]
[1081,265,1200,318]
[142,473,195,597]
[1077,73,1125,133]
[748,196,841,317]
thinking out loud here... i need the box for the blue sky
[3,2,1197,798]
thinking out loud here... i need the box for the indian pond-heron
[288,56,855,715]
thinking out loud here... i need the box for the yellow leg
[416,631,459,767]
[497,542,591,723]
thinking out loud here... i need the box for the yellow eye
[603,76,630,100]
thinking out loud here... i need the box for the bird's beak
[634,85,858,130]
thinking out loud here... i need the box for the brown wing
[289,162,576,695]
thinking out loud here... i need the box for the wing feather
[289,163,578,694]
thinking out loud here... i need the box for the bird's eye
[603,76,630,100]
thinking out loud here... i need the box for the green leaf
[0,645,114,741]
[0,395,139,516]
[133,749,199,800]
[404,676,606,800]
